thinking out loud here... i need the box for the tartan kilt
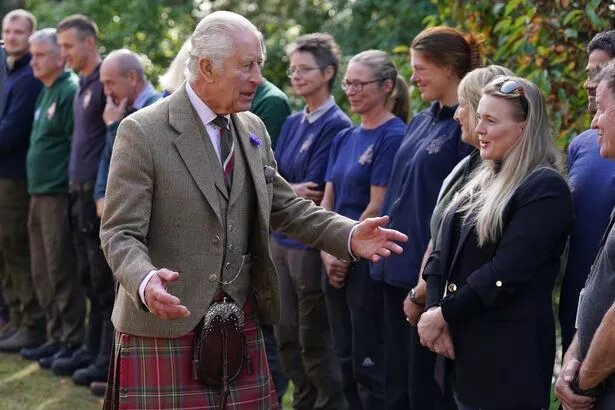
[104,317,279,409]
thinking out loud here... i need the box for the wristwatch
[409,287,424,306]
[571,371,603,398]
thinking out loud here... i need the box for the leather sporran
[192,298,247,389]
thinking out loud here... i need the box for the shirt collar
[429,101,458,120]
[48,70,71,89]
[303,96,335,124]
[185,82,229,127]
[132,82,155,110]
[8,53,31,73]
[79,63,101,89]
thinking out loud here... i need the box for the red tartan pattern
[104,319,279,410]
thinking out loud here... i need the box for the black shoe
[0,330,45,353]
[51,346,96,376]
[72,359,109,386]
[21,340,61,361]
[39,345,80,369]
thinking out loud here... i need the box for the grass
[0,352,101,410]
[0,348,565,410]
[0,352,294,409]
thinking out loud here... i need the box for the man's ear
[199,57,215,83]
[85,35,96,51]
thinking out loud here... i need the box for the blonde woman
[403,63,513,408]
[405,65,515,324]
[418,76,573,409]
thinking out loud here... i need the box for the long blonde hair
[453,76,562,245]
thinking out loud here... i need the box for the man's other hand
[555,358,595,410]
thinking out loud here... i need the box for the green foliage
[202,0,435,112]
[24,0,196,87]
[428,0,614,147]
[20,0,437,114]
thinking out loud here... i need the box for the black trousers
[323,260,385,410]
[382,282,456,410]
[70,186,114,359]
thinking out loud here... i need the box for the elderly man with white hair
[100,11,407,409]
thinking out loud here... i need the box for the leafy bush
[426,0,613,147]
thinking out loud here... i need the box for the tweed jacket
[100,86,355,338]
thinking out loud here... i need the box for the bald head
[102,49,145,80]
[100,49,146,106]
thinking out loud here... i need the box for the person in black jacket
[0,8,46,352]
[417,75,573,410]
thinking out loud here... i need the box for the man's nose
[251,64,263,85]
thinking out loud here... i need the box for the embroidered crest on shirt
[83,90,92,109]
[300,134,314,153]
[47,102,56,120]
[426,137,444,154]
[358,144,374,165]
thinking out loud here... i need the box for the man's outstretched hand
[144,269,191,320]
[350,216,407,262]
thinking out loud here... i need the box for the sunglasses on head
[491,76,529,118]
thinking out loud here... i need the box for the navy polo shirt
[69,63,106,183]
[272,103,351,249]
[0,53,42,180]
[564,129,615,295]
[325,117,405,220]
[372,102,472,288]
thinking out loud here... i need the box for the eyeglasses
[340,79,381,92]
[287,66,320,78]
[492,76,529,118]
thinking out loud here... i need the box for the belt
[69,181,95,193]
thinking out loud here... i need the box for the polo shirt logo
[47,101,56,120]
[358,144,374,165]
[300,135,314,153]
[426,136,445,154]
[83,89,92,109]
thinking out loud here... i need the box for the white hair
[187,11,262,83]
[29,28,60,56]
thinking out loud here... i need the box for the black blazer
[423,167,573,409]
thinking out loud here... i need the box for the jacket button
[225,262,231,270]
[496,280,503,287]
[208,273,218,282]
[212,235,220,245]
[447,283,457,293]
[228,243,234,251]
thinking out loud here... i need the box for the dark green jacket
[27,71,78,194]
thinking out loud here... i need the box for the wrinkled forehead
[228,29,263,59]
